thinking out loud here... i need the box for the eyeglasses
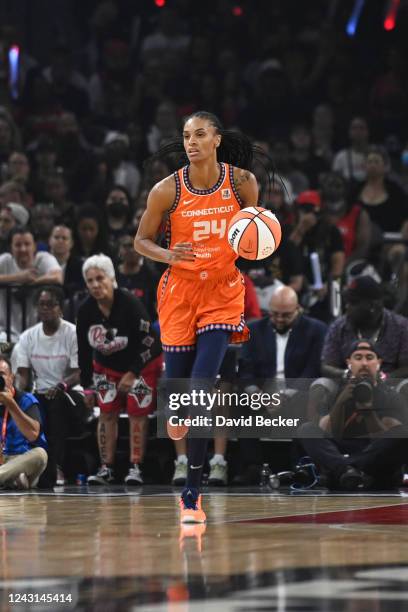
[108,198,128,205]
[38,301,59,309]
[269,310,298,320]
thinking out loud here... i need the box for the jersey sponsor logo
[88,325,128,355]
[228,278,239,287]
[183,198,194,205]
[181,205,234,217]
[221,188,231,199]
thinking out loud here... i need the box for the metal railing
[0,283,85,342]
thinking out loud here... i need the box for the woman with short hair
[77,254,162,486]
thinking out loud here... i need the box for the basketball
[227,206,282,260]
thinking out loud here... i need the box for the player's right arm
[134,176,195,265]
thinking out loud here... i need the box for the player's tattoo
[233,170,251,193]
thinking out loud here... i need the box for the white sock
[210,454,226,466]
[177,454,188,464]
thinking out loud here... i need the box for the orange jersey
[166,163,241,278]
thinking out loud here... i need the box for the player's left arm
[232,167,259,207]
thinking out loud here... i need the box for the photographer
[0,357,47,489]
[299,340,408,490]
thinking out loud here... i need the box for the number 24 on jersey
[193,219,226,242]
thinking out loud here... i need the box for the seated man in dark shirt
[234,286,327,484]
[322,275,408,379]
[311,275,408,432]
[299,340,408,490]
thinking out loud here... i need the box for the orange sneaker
[179,488,206,523]
[179,523,207,553]
[167,420,189,441]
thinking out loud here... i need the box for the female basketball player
[134,111,259,523]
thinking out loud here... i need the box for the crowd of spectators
[0,1,408,487]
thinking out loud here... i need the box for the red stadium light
[155,0,166,7]
[383,0,400,31]
[384,16,395,30]
[232,6,243,17]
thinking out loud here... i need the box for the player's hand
[117,371,136,394]
[167,242,195,264]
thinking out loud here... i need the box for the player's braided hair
[144,111,284,196]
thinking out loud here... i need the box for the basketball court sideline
[0,486,407,610]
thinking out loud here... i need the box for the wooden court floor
[0,486,407,610]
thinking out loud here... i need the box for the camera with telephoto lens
[0,375,5,392]
[353,377,374,404]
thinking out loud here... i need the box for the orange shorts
[157,266,249,351]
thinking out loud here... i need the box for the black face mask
[349,303,383,328]
[108,202,128,219]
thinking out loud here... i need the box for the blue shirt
[2,392,47,456]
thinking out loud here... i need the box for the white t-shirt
[276,331,290,381]
[0,252,61,341]
[332,149,367,182]
[16,320,79,393]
